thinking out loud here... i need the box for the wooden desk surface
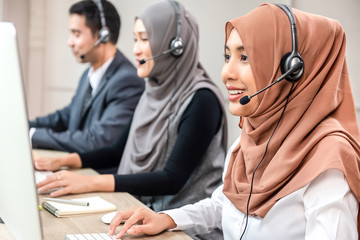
[0,151,192,240]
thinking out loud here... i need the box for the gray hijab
[118,0,227,174]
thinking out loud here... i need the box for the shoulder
[107,51,144,88]
[304,169,355,207]
[191,88,221,107]
[180,88,223,126]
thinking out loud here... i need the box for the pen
[44,198,90,207]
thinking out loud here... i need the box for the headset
[275,3,304,82]
[139,0,184,64]
[80,0,110,59]
[240,3,304,105]
[92,0,110,45]
[239,4,304,239]
[169,0,184,57]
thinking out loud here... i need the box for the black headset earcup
[98,27,110,43]
[280,52,304,82]
[170,37,184,57]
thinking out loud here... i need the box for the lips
[228,90,245,95]
[135,58,144,67]
[226,86,246,101]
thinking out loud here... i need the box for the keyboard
[65,233,119,240]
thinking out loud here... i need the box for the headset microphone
[80,39,103,60]
[240,61,303,105]
[139,45,183,65]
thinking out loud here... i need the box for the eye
[73,32,80,38]
[224,53,230,63]
[240,54,248,62]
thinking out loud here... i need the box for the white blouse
[164,138,359,240]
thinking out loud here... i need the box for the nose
[67,35,74,47]
[221,59,239,84]
[133,40,141,56]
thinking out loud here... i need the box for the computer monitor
[0,22,43,239]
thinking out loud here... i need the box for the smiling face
[133,19,154,78]
[221,28,259,117]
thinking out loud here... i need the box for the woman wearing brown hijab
[109,3,360,240]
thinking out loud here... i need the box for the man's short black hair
[69,0,120,44]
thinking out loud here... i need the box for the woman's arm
[79,117,132,170]
[113,89,223,195]
[37,170,115,197]
[109,184,225,239]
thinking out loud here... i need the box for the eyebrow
[133,31,147,36]
[70,29,80,34]
[224,44,245,51]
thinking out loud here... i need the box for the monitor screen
[0,22,43,240]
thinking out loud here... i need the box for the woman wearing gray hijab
[37,0,227,233]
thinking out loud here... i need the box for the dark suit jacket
[30,50,144,153]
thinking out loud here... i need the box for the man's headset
[80,0,110,60]
[139,0,184,64]
[240,4,304,105]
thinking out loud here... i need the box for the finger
[49,186,68,197]
[34,159,47,170]
[109,209,136,236]
[37,179,63,193]
[108,212,126,235]
[115,210,144,238]
[127,224,153,236]
[37,173,65,192]
[36,173,58,188]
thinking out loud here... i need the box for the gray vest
[140,92,226,212]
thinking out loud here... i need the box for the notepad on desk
[42,196,116,217]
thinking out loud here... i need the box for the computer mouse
[101,211,117,225]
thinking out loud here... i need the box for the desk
[33,149,69,159]
[0,151,192,240]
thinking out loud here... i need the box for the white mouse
[101,211,117,225]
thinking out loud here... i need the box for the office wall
[2,0,360,146]
[0,0,29,87]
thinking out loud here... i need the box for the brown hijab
[222,2,360,224]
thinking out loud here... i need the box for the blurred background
[1,0,359,146]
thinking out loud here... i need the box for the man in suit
[29,0,144,153]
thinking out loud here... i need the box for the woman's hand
[33,153,82,171]
[108,207,177,239]
[34,156,62,171]
[36,170,114,197]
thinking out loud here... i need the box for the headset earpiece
[169,37,184,57]
[280,52,304,82]
[98,27,110,44]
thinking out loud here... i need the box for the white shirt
[87,56,114,96]
[164,138,359,240]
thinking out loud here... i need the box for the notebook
[42,196,116,217]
